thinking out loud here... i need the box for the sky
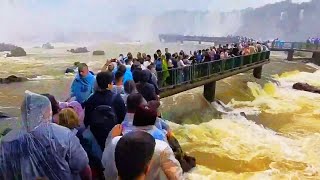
[0,0,311,43]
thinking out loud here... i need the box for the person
[203,51,211,62]
[196,50,202,63]
[121,93,146,134]
[59,108,104,180]
[122,94,168,134]
[171,53,178,68]
[0,91,90,180]
[156,49,162,58]
[137,52,144,64]
[82,71,126,150]
[112,71,125,94]
[118,54,125,64]
[58,108,80,131]
[161,55,170,87]
[70,63,96,104]
[101,60,116,72]
[256,43,262,52]
[155,54,162,72]
[102,126,183,180]
[131,61,143,72]
[143,55,152,68]
[131,105,167,142]
[249,43,257,54]
[231,44,240,57]
[59,100,85,128]
[165,48,171,61]
[136,70,158,102]
[117,64,133,85]
[177,55,186,83]
[115,131,155,180]
[122,80,138,104]
[242,45,251,55]
[41,93,60,123]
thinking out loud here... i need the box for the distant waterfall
[299,9,304,20]
[280,11,287,21]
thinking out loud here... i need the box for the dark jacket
[82,90,126,127]
[136,82,158,102]
[139,70,159,99]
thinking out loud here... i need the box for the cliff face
[153,0,319,42]
[236,0,320,41]
[151,10,241,39]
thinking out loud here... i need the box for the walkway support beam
[253,66,262,79]
[312,52,320,66]
[203,81,216,102]
[287,49,294,61]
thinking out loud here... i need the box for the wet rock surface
[0,75,28,84]
[92,50,105,55]
[68,47,89,53]
[293,82,320,94]
[7,47,27,57]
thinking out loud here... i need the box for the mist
[0,0,311,44]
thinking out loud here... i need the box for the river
[0,42,319,179]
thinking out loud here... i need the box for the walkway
[158,51,271,101]
[270,42,320,61]
[270,42,320,52]
[159,34,240,44]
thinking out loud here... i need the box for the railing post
[231,57,235,70]
[191,64,195,82]
[173,69,177,86]
[220,60,225,73]
[240,56,244,68]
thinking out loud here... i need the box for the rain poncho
[161,56,170,83]
[0,91,89,180]
[102,135,183,180]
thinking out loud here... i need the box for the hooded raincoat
[0,91,89,180]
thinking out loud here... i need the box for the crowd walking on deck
[0,41,269,180]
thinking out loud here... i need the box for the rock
[92,50,105,56]
[0,112,10,119]
[42,42,54,49]
[1,128,12,136]
[68,47,89,53]
[65,62,82,73]
[0,43,18,52]
[65,67,76,73]
[293,83,320,94]
[7,47,27,57]
[0,75,28,84]
[74,61,80,67]
[167,135,196,172]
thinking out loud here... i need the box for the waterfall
[299,9,304,20]
[280,11,287,21]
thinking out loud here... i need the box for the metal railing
[157,51,270,90]
[271,42,320,50]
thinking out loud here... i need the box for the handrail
[271,42,320,50]
[157,51,270,91]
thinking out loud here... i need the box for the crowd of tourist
[306,37,320,45]
[0,42,267,180]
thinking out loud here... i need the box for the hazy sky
[0,0,311,42]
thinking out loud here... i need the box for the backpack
[89,95,117,150]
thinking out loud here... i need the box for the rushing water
[1,43,320,179]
